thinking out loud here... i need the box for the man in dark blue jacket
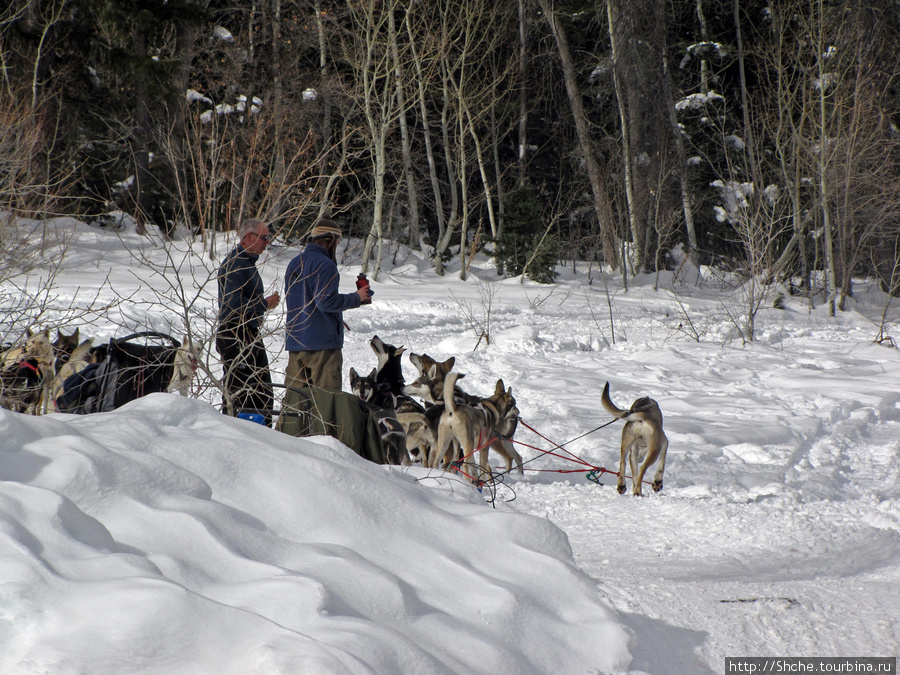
[216,218,280,424]
[283,219,371,392]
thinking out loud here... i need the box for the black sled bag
[57,331,179,414]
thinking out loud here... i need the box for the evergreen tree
[494,186,559,284]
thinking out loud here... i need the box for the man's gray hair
[238,218,266,238]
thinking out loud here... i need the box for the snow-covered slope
[1,218,898,673]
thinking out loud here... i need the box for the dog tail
[444,371,459,414]
[601,382,627,419]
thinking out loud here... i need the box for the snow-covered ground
[1,218,898,674]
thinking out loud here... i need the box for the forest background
[2,0,899,315]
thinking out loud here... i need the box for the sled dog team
[0,327,203,416]
[349,335,523,484]
[1,326,668,495]
[350,335,668,495]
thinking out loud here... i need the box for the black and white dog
[0,357,45,414]
[349,366,409,466]
[350,336,437,466]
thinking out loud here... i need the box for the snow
[675,91,725,111]
[186,89,212,106]
[213,26,234,43]
[724,134,745,151]
[197,95,262,124]
[710,180,754,222]
[1,218,899,673]
[813,73,839,92]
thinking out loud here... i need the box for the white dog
[167,336,203,396]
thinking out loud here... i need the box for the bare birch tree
[340,0,417,278]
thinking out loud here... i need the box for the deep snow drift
[1,218,898,674]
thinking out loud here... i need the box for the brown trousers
[284,349,344,392]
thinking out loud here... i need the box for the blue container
[237,412,266,425]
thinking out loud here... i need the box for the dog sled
[56,331,181,414]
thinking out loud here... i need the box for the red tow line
[514,418,651,486]
[447,431,498,486]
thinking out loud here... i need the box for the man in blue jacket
[283,219,372,392]
[216,218,280,424]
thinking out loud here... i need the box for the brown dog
[405,353,523,475]
[434,372,521,483]
[601,382,668,496]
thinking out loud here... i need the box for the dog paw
[653,480,663,492]
[617,484,626,495]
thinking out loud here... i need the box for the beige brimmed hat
[308,219,342,240]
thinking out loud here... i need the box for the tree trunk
[406,3,446,256]
[433,52,460,276]
[516,0,528,187]
[661,53,699,266]
[314,0,336,220]
[733,0,762,194]
[358,0,390,277]
[814,0,837,316]
[539,0,619,270]
[131,20,152,235]
[389,7,420,249]
[696,0,710,95]
[606,1,638,274]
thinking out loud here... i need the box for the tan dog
[404,355,523,474]
[409,352,455,379]
[395,412,436,466]
[1,328,55,414]
[1,328,54,370]
[434,372,520,483]
[601,382,668,496]
[51,328,81,370]
[48,336,95,409]
[405,352,460,403]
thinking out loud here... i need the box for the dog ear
[495,379,505,395]
[443,357,455,371]
[396,346,405,356]
[368,368,377,379]
[349,367,359,380]
[409,352,422,369]
[427,364,438,379]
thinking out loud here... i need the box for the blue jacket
[217,245,268,334]
[285,243,361,352]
